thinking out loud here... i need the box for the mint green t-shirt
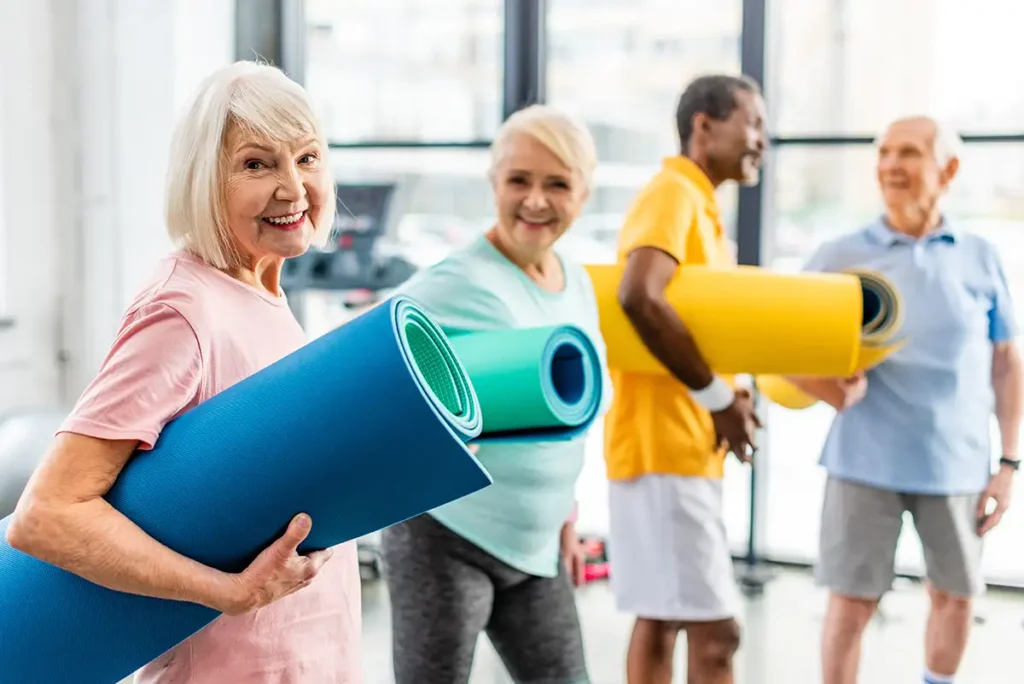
[396,235,611,577]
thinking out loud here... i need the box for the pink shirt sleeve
[60,302,203,451]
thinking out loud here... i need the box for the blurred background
[2,0,1024,681]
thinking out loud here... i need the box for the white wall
[0,0,236,413]
[0,0,63,413]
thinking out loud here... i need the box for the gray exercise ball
[0,408,66,519]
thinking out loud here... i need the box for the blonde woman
[381,104,610,684]
[6,62,363,683]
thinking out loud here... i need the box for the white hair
[165,61,336,270]
[488,104,599,191]
[876,115,964,168]
[931,119,965,167]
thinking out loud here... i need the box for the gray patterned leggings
[380,513,591,684]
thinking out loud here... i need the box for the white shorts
[608,474,740,622]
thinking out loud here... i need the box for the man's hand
[711,389,761,464]
[784,373,867,412]
[560,522,587,587]
[834,373,868,411]
[976,467,1014,536]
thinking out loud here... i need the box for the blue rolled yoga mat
[447,324,604,443]
[0,295,491,684]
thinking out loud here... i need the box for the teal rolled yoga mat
[448,324,603,442]
[0,295,491,684]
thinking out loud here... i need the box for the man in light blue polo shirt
[789,116,1022,684]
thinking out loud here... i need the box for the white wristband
[689,376,735,412]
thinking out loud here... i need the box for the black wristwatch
[999,457,1020,472]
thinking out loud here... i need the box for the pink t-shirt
[60,250,363,684]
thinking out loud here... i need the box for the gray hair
[877,115,964,168]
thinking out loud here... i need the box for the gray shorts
[817,476,985,599]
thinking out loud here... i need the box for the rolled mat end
[448,325,604,443]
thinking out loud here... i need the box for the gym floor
[359,566,1024,683]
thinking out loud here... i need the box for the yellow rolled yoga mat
[585,264,904,403]
[755,270,907,409]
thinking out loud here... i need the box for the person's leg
[609,474,741,684]
[484,559,590,684]
[609,474,691,683]
[380,514,494,684]
[911,492,985,682]
[816,477,905,684]
[608,475,677,683]
[674,478,742,684]
[684,618,742,684]
[626,618,683,684]
[820,593,878,684]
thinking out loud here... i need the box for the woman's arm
[8,433,329,616]
[6,433,242,609]
[7,302,329,615]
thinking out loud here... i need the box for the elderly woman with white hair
[5,61,362,682]
[381,104,610,684]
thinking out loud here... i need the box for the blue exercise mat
[447,325,604,443]
[0,295,490,684]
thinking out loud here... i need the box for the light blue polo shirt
[802,217,1017,495]
[396,235,611,577]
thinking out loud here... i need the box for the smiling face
[221,122,333,266]
[703,88,768,186]
[490,132,589,262]
[876,118,956,218]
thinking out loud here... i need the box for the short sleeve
[986,247,1019,343]
[619,181,696,263]
[800,240,842,274]
[398,256,514,334]
[59,303,203,451]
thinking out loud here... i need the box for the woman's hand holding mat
[221,513,332,616]
[7,432,334,619]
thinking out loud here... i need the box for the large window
[763,143,1024,586]
[547,0,743,165]
[767,0,1024,136]
[544,0,742,293]
[304,0,503,143]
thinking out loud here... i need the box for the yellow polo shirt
[603,156,734,482]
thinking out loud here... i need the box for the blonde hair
[488,104,598,191]
[165,61,336,270]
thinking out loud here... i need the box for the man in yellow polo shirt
[606,74,768,684]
